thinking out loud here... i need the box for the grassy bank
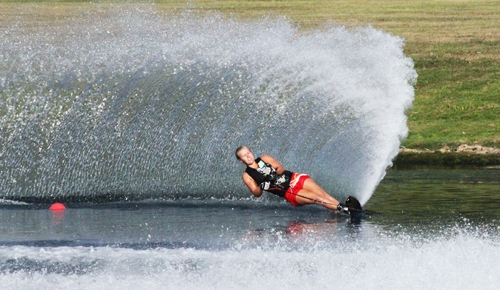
[394,152,500,168]
[1,0,499,150]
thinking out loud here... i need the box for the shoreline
[394,144,500,168]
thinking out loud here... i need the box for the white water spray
[0,8,416,204]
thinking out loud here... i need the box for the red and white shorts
[283,173,310,206]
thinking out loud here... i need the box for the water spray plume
[0,10,416,205]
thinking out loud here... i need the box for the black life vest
[245,157,292,197]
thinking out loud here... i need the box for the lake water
[1,168,499,289]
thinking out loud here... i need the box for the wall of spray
[0,8,416,203]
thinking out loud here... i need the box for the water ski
[344,196,365,218]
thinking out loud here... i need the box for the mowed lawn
[2,0,499,149]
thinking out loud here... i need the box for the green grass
[1,0,499,150]
[407,41,500,149]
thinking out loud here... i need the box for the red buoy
[49,203,66,211]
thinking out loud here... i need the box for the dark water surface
[370,167,500,228]
[1,168,498,247]
[1,168,499,289]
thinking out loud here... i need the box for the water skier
[235,146,350,214]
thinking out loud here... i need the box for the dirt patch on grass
[396,144,500,167]
[400,144,500,155]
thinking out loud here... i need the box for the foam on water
[1,226,499,289]
[0,7,416,204]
